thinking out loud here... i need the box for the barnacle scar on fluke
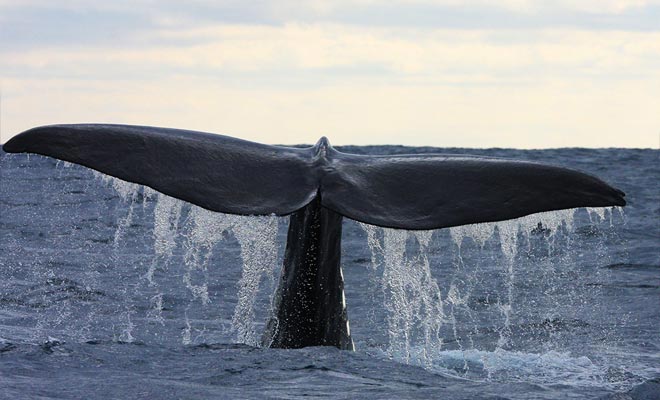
[3,124,626,350]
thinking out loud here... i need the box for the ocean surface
[0,146,658,400]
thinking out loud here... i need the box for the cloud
[4,25,659,80]
[1,2,658,147]
[411,0,656,14]
[3,72,657,148]
[1,0,659,53]
[2,24,658,147]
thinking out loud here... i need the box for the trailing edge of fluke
[3,124,626,351]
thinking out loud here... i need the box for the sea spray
[87,172,283,345]
[92,173,143,248]
[95,175,145,342]
[2,150,649,395]
[229,215,279,346]
[20,164,621,357]
[361,209,588,364]
[147,189,183,284]
[359,224,445,365]
[448,210,577,349]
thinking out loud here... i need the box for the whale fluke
[3,124,320,216]
[4,124,625,230]
[321,152,625,230]
[3,124,626,350]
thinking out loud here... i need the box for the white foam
[439,348,610,388]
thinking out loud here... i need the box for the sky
[0,0,658,148]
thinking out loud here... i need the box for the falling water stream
[357,207,628,387]
[94,175,282,348]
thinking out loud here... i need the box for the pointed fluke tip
[3,132,26,153]
[601,184,626,207]
[3,125,52,153]
[614,188,626,207]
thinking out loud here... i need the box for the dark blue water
[0,147,658,399]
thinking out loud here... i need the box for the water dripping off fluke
[358,207,626,388]
[85,173,283,347]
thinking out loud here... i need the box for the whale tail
[3,124,625,228]
[3,124,626,350]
